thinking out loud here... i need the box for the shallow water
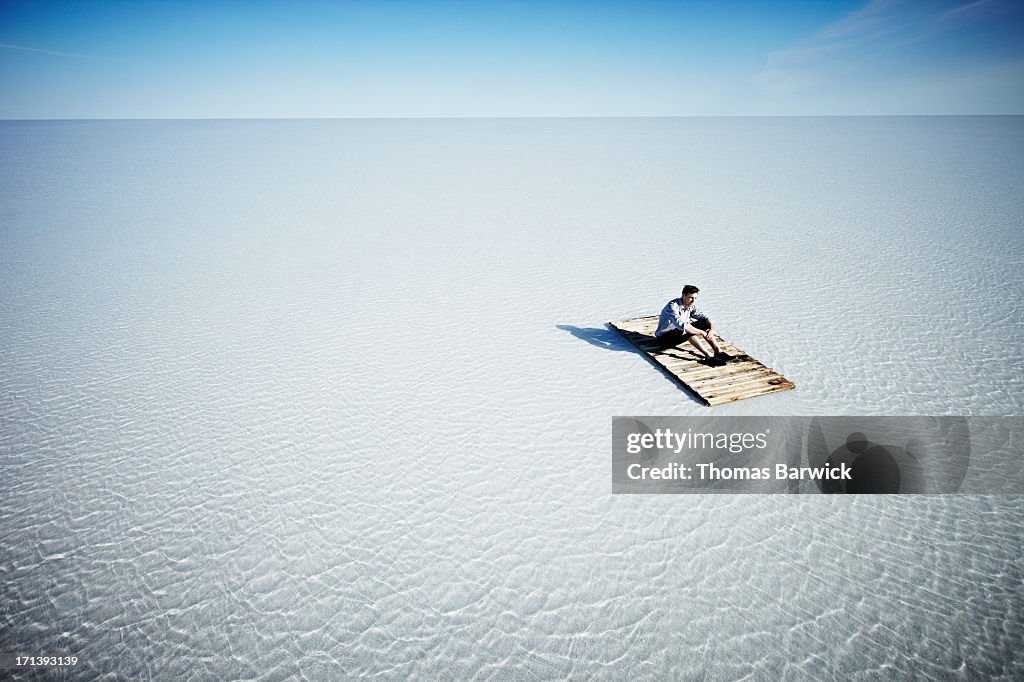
[2,117,1022,678]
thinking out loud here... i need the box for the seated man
[655,284,731,366]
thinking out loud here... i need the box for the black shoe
[701,356,726,367]
[715,352,733,363]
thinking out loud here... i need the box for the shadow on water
[557,324,707,406]
[556,324,638,352]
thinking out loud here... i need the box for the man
[655,285,732,366]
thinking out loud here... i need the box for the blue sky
[1,0,1022,118]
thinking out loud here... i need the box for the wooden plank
[705,374,795,397]
[707,381,795,406]
[609,314,794,406]
[708,379,796,403]
[664,362,753,382]
[703,374,793,400]
[657,355,758,378]
[689,366,778,389]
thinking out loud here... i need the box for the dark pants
[655,319,710,349]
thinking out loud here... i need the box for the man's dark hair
[682,285,700,296]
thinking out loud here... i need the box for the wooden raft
[609,315,795,406]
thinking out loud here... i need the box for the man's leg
[694,320,726,357]
[686,334,715,359]
[654,329,685,350]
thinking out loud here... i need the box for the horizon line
[2,113,1023,122]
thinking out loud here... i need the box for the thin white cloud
[761,1,930,73]
[0,43,95,59]
[753,0,1020,97]
[939,0,997,22]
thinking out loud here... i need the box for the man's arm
[682,322,714,339]
[690,308,714,340]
